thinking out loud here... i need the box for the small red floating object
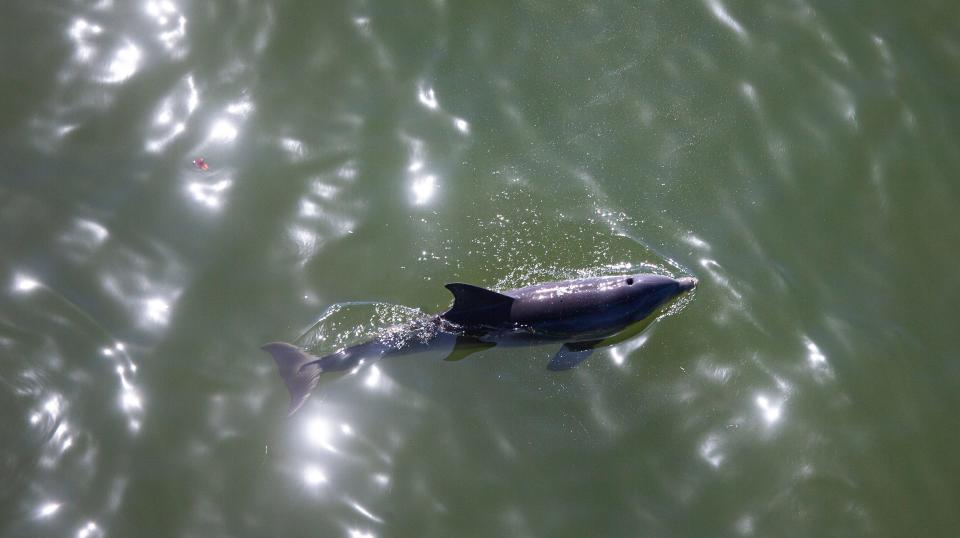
[193,157,209,170]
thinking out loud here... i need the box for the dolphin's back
[504,274,681,338]
[505,276,629,322]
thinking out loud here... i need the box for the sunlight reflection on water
[12,273,41,293]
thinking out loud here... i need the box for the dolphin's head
[620,273,697,321]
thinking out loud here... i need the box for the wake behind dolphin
[263,273,697,415]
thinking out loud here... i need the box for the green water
[3,1,960,536]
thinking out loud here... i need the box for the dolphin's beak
[677,277,698,292]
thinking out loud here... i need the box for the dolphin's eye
[626,278,634,285]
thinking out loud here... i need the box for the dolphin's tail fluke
[261,342,323,416]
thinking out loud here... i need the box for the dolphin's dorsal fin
[441,283,514,327]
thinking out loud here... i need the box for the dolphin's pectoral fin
[443,335,496,362]
[547,341,601,371]
[441,283,515,327]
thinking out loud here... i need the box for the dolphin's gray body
[263,273,697,415]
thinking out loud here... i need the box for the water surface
[3,1,960,536]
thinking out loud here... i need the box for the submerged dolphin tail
[262,342,323,416]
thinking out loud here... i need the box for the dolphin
[263,273,697,415]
